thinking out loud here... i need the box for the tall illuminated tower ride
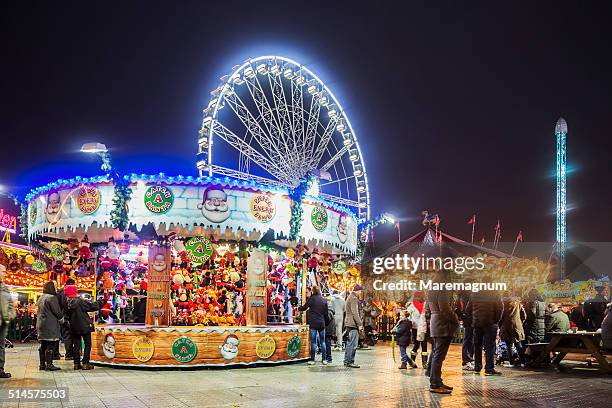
[555,117,567,279]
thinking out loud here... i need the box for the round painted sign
[172,336,197,363]
[311,206,329,231]
[185,236,214,263]
[144,185,174,214]
[49,243,64,262]
[255,335,276,359]
[286,335,301,358]
[250,194,275,222]
[28,204,37,226]
[132,336,155,362]
[31,259,47,274]
[77,185,101,215]
[333,260,347,275]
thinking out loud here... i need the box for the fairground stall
[24,55,370,368]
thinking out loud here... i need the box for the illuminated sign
[0,208,17,234]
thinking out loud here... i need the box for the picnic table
[533,331,611,374]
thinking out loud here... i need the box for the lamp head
[81,142,108,154]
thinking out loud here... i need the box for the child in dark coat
[393,310,417,369]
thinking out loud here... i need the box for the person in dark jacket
[583,285,609,331]
[54,278,75,360]
[466,284,503,375]
[499,294,526,366]
[298,286,330,365]
[456,289,474,370]
[393,310,416,369]
[324,301,335,364]
[427,270,459,394]
[545,303,570,340]
[570,304,589,331]
[65,285,103,370]
[602,303,612,351]
[36,281,63,371]
[523,289,546,344]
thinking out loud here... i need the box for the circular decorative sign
[132,336,155,362]
[172,336,197,363]
[185,236,214,263]
[286,335,301,358]
[28,204,37,226]
[250,194,275,222]
[256,335,276,359]
[49,243,64,262]
[311,206,329,231]
[77,185,101,215]
[31,259,47,274]
[333,260,347,275]
[144,185,174,214]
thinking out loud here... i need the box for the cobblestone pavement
[0,342,610,407]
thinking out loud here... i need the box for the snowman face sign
[151,254,166,272]
[219,334,240,360]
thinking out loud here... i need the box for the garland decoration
[18,203,29,243]
[110,172,132,232]
[288,173,315,241]
[356,213,394,260]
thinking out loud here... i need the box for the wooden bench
[533,332,612,374]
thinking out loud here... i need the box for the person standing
[601,302,612,351]
[298,286,329,365]
[428,270,459,394]
[343,284,363,368]
[393,310,416,369]
[456,289,474,370]
[0,265,16,378]
[324,299,335,364]
[36,281,63,371]
[467,283,503,376]
[65,285,103,370]
[499,293,526,367]
[583,285,609,331]
[55,278,75,360]
[331,290,346,350]
[406,292,429,368]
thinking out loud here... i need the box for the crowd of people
[299,270,611,396]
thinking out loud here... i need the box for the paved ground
[0,342,610,407]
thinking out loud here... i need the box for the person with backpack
[392,309,417,369]
[324,298,335,364]
[298,286,330,365]
[65,284,104,370]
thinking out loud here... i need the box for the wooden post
[145,245,171,326]
[245,249,268,325]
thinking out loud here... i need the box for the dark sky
[2,1,611,244]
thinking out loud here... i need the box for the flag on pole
[467,215,476,225]
[480,237,485,246]
[517,231,523,242]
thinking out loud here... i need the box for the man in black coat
[54,278,75,360]
[466,285,503,375]
[298,286,330,365]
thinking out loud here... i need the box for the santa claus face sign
[219,334,240,360]
[45,192,62,225]
[337,213,349,244]
[151,253,167,272]
[198,187,231,224]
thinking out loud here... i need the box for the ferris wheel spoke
[244,75,291,162]
[310,117,338,170]
[319,143,348,172]
[222,91,281,164]
[291,71,306,173]
[304,94,321,166]
[268,72,298,174]
[211,120,287,183]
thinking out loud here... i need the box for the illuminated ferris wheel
[196,56,370,222]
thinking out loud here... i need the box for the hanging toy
[78,235,91,260]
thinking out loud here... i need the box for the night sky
[2,2,611,245]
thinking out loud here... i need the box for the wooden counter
[90,324,310,368]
